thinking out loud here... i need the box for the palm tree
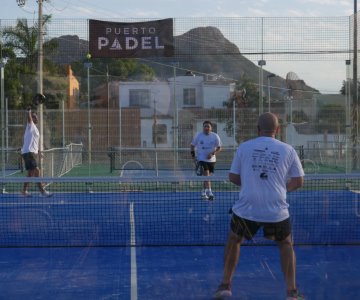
[2,16,60,108]
[222,75,260,142]
[2,16,53,72]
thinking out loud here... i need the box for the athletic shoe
[213,283,232,299]
[287,289,305,300]
[21,191,31,197]
[207,191,215,201]
[201,191,209,200]
[40,190,53,197]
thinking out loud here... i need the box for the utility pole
[17,0,45,174]
[352,0,358,170]
[38,0,44,174]
[106,65,110,148]
[153,100,158,176]
[1,59,5,187]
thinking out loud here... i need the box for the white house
[119,75,234,148]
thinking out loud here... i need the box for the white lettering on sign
[142,37,151,49]
[98,37,109,50]
[105,27,157,35]
[155,37,164,49]
[98,36,165,50]
[110,38,122,50]
[126,37,138,50]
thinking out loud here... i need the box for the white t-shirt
[230,136,304,222]
[21,121,40,154]
[191,132,222,162]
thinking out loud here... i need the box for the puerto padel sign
[89,18,174,58]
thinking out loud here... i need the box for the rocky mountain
[47,26,318,100]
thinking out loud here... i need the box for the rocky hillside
[47,26,318,100]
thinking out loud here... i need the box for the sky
[0,0,355,19]
[0,0,357,94]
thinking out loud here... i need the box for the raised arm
[26,107,33,123]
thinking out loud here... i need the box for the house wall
[168,75,205,108]
[119,81,171,115]
[285,123,345,147]
[118,77,236,148]
[141,118,173,148]
[202,84,231,108]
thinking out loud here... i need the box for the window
[153,124,167,145]
[183,88,196,106]
[129,89,151,107]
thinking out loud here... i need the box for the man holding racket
[213,112,305,299]
[21,107,52,197]
[190,120,222,200]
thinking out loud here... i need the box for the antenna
[16,0,26,7]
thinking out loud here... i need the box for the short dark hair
[203,120,213,127]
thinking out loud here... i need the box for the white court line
[129,202,138,300]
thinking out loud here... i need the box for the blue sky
[0,0,357,93]
[1,0,354,20]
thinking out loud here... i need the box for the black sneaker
[287,289,305,300]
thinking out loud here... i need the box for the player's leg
[22,169,32,195]
[22,154,33,196]
[33,167,45,193]
[266,219,304,299]
[223,230,242,283]
[213,230,241,298]
[214,215,259,299]
[33,166,52,196]
[276,235,304,299]
[206,163,215,200]
[277,235,296,291]
[201,162,210,199]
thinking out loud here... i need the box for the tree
[317,104,345,134]
[70,57,155,108]
[340,79,360,96]
[2,16,61,109]
[71,57,154,82]
[222,75,259,143]
[2,16,57,66]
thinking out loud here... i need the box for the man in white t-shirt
[214,112,305,300]
[190,121,222,200]
[21,107,52,197]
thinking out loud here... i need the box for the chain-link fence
[0,16,359,176]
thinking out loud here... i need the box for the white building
[119,75,234,148]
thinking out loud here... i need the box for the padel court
[0,176,359,299]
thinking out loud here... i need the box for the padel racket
[194,159,204,176]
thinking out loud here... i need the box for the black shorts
[230,214,291,242]
[22,152,38,171]
[199,161,215,174]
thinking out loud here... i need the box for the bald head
[257,112,279,136]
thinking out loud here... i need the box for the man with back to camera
[213,112,305,300]
[190,120,222,200]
